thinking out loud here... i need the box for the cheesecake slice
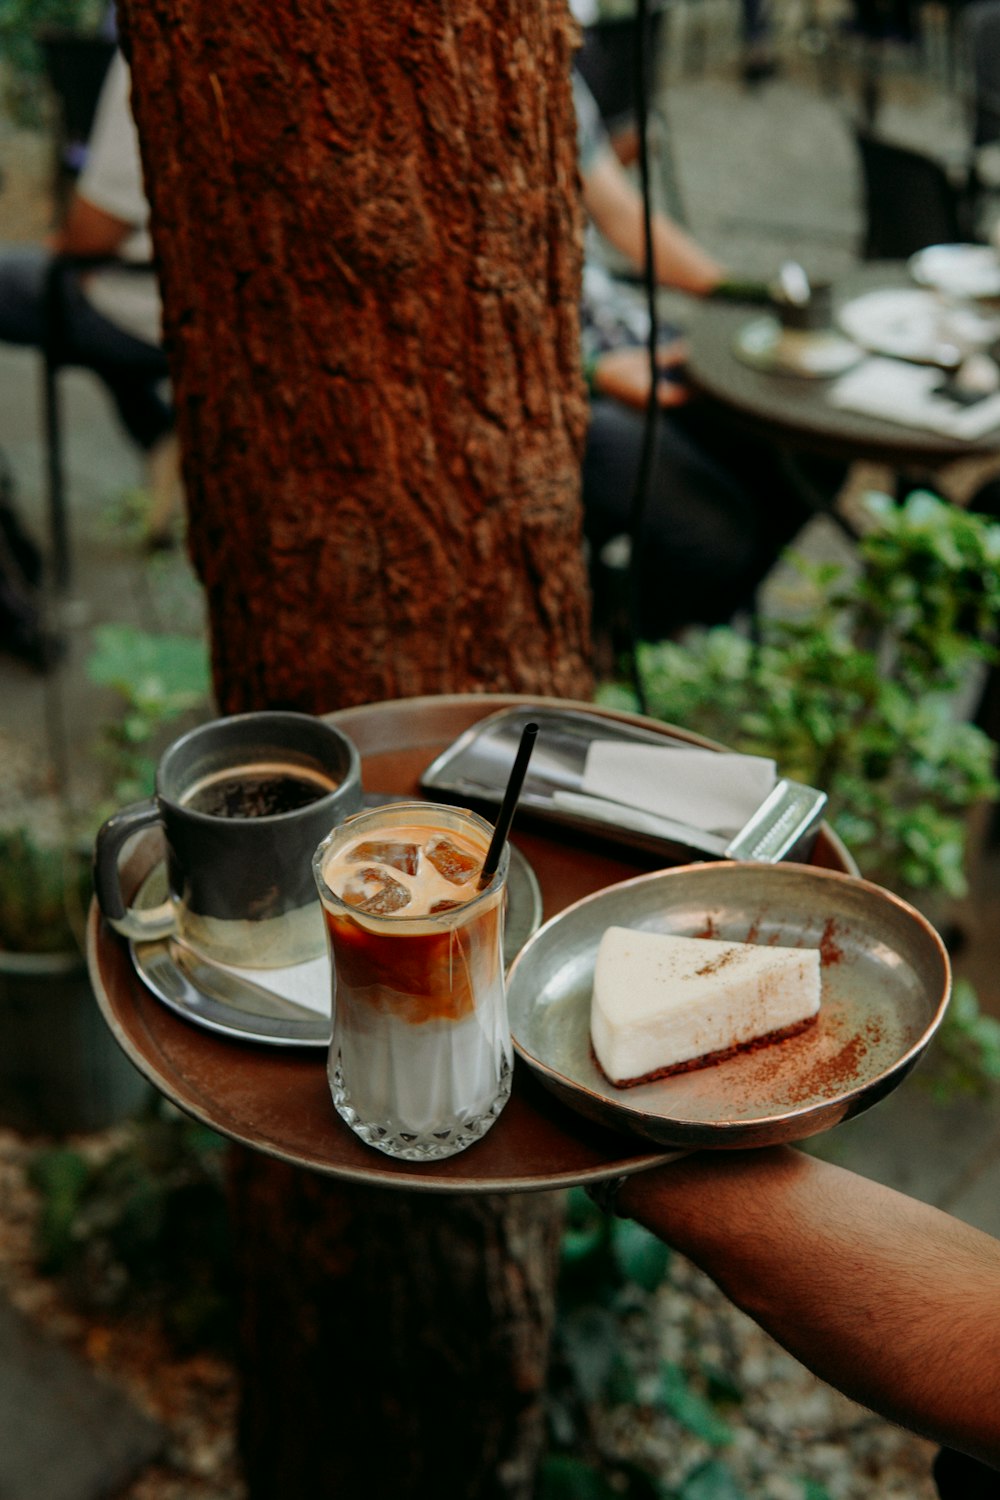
[591,926,821,1088]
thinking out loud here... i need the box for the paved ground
[1,24,1000,1495]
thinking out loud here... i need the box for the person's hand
[591,340,691,411]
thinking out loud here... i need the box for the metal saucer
[131,844,542,1048]
[733,315,862,377]
[506,861,951,1150]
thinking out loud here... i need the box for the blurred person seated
[575,74,844,645]
[0,49,180,551]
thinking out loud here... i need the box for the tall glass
[312,802,512,1161]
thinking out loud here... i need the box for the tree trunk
[118,3,591,1494]
[228,1156,566,1498]
[122,0,591,713]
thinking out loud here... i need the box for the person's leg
[0,247,50,346]
[583,397,804,640]
[670,400,842,570]
[0,247,171,452]
[49,267,172,451]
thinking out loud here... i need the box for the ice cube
[341,866,412,914]
[351,840,420,875]
[425,835,479,885]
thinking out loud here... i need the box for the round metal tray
[88,693,865,1193]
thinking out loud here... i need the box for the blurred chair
[37,27,116,217]
[960,0,1000,149]
[35,38,175,587]
[41,255,173,588]
[854,126,978,259]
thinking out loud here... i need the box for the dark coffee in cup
[181,762,339,819]
[94,712,363,967]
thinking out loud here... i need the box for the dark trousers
[0,245,171,452]
[933,1447,1000,1497]
[582,395,843,640]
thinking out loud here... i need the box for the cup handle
[93,798,175,942]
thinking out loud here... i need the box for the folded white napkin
[829,355,1000,439]
[235,954,329,1013]
[555,742,777,839]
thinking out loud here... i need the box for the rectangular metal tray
[420,705,827,865]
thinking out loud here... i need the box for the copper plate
[507,861,951,1150]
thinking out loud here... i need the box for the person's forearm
[648,214,723,296]
[610,199,722,295]
[583,150,723,296]
[618,1148,1000,1469]
[54,195,132,258]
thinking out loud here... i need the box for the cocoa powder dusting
[819,917,844,966]
[783,1030,867,1105]
[695,946,744,977]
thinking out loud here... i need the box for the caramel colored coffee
[313,803,512,1161]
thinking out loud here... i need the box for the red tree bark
[117,3,592,1493]
[122,0,591,713]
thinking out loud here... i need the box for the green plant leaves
[671,1458,747,1500]
[558,1303,633,1405]
[658,1364,733,1447]
[611,1217,672,1292]
[608,491,1000,908]
[0,830,91,953]
[86,623,210,716]
[550,1187,740,1494]
[27,1105,233,1352]
[28,1147,90,1269]
[537,1454,620,1500]
[85,623,212,809]
[928,979,1000,1099]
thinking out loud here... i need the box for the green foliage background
[0,0,106,123]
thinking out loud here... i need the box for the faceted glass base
[329,1051,513,1161]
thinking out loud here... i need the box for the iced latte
[312,802,512,1160]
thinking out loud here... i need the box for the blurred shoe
[0,577,63,672]
[741,47,779,86]
[0,449,43,587]
[0,502,44,587]
[145,431,184,550]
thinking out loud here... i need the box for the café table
[87,692,857,1197]
[687,260,1000,731]
[685,260,1000,471]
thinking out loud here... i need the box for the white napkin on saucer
[557,742,777,839]
[829,355,1000,439]
[235,954,329,1013]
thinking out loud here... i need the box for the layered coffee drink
[313,802,512,1161]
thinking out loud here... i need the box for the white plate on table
[909,244,1000,301]
[837,288,1000,366]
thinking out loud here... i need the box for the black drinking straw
[477,721,538,889]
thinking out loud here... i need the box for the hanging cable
[623,0,658,716]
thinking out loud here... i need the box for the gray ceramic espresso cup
[94,711,363,968]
